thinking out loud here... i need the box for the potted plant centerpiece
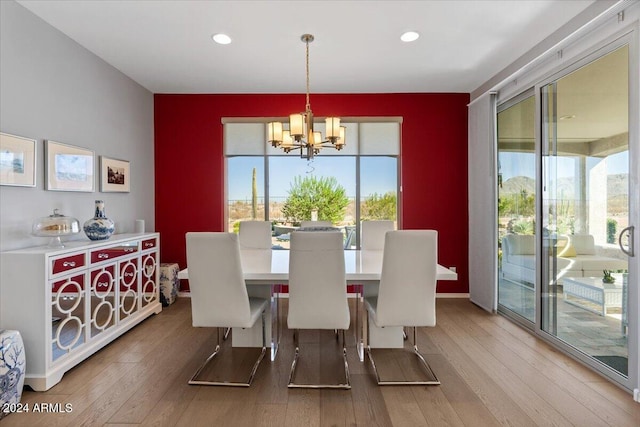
[602,269,616,284]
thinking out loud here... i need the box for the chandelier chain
[305,38,311,111]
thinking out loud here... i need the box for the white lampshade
[282,130,293,148]
[336,126,346,147]
[313,131,322,146]
[267,122,283,142]
[325,117,341,138]
[290,114,305,137]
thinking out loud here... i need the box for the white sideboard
[0,233,162,391]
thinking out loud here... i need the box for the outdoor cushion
[571,234,596,255]
[558,243,577,257]
[578,255,627,272]
[506,234,535,255]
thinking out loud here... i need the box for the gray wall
[0,1,154,251]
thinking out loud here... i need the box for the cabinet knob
[63,261,76,267]
[98,253,109,259]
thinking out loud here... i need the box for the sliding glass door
[497,92,536,323]
[541,44,634,383]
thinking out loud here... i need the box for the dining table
[178,249,458,360]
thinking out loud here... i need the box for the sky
[499,150,629,181]
[227,156,397,201]
[228,150,627,202]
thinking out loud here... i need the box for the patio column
[576,156,588,235]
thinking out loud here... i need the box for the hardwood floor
[4,298,639,426]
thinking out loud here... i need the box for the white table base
[232,285,280,360]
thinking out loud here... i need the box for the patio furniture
[562,276,623,316]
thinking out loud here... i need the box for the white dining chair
[300,220,332,228]
[239,220,272,249]
[185,232,269,387]
[287,230,351,389]
[361,220,395,250]
[364,230,440,385]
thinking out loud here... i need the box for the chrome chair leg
[189,312,267,387]
[288,329,351,389]
[410,327,439,385]
[189,327,222,384]
[223,327,231,340]
[365,315,440,386]
[341,329,351,387]
[288,329,300,386]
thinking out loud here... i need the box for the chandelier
[267,34,346,160]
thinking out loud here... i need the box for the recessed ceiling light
[212,33,232,45]
[400,31,420,42]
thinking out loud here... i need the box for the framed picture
[0,132,37,187]
[45,140,95,192]
[100,156,130,192]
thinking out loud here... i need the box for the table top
[178,249,458,284]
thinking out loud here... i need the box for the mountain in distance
[500,176,535,194]
[500,173,628,196]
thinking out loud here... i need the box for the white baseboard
[178,291,470,299]
[437,293,470,298]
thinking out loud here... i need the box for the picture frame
[100,156,130,192]
[0,132,37,187]
[45,140,95,192]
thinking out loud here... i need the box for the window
[224,120,400,249]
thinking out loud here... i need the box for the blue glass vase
[83,200,115,241]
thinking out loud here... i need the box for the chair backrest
[376,230,437,327]
[300,220,332,228]
[288,231,349,330]
[239,220,272,249]
[361,220,395,250]
[185,232,252,328]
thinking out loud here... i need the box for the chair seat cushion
[364,296,377,311]
[287,302,350,330]
[247,297,269,327]
[365,295,436,328]
[365,296,380,325]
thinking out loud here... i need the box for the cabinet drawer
[141,238,157,250]
[51,254,86,276]
[91,245,138,264]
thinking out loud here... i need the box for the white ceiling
[17,0,596,94]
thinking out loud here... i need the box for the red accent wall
[154,93,470,293]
